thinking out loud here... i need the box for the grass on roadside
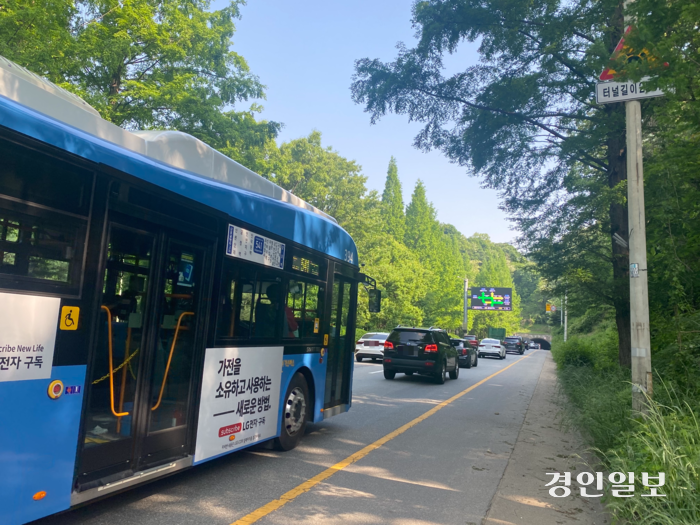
[551,324,700,524]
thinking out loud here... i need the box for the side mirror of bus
[368,289,381,313]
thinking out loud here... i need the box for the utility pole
[462,278,469,335]
[560,296,563,327]
[625,1,653,413]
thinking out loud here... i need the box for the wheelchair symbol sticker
[60,306,79,331]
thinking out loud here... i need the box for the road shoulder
[483,352,610,525]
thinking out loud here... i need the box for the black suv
[382,327,459,384]
[504,336,525,354]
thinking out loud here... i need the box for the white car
[355,332,390,362]
[478,338,506,360]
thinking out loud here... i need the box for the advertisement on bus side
[194,346,283,463]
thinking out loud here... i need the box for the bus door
[324,274,357,409]
[78,219,212,486]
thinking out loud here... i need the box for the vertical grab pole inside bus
[116,327,132,434]
[152,311,194,411]
[101,305,130,418]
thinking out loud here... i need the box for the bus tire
[275,373,309,451]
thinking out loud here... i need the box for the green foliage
[0,0,75,77]
[551,322,619,369]
[603,394,700,525]
[380,157,405,240]
[69,0,264,131]
[0,0,278,164]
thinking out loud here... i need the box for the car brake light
[462,349,467,355]
[384,341,394,350]
[424,344,438,353]
[357,340,362,345]
[384,358,392,363]
[494,345,501,348]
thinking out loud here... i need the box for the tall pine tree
[380,157,405,240]
[404,180,438,254]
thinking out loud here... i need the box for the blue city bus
[0,57,373,525]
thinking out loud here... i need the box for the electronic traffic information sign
[470,287,512,311]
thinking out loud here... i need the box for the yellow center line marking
[231,351,539,525]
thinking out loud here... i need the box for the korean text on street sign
[596,79,664,104]
[546,303,551,312]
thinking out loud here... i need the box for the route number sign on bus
[470,287,513,311]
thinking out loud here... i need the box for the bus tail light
[424,344,438,353]
[383,341,394,350]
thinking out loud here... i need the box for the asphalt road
[36,349,547,525]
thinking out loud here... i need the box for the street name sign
[596,79,664,104]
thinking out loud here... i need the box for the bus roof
[0,57,358,266]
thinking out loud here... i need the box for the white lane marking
[369,370,384,374]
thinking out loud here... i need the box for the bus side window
[284,279,324,339]
[253,278,282,339]
[216,261,282,341]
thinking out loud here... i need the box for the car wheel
[274,373,309,451]
[405,371,414,376]
[449,361,460,379]
[464,354,472,369]
[473,353,478,367]
[371,357,377,362]
[383,369,396,380]
[500,352,505,360]
[355,355,362,362]
[435,361,447,384]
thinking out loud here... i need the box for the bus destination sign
[470,287,513,311]
[226,225,285,270]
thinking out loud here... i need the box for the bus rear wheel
[275,373,309,451]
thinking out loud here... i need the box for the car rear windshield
[450,340,463,347]
[388,330,434,344]
[464,335,477,340]
[362,333,388,340]
[481,339,500,344]
[505,337,520,343]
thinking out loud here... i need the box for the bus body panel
[0,365,86,525]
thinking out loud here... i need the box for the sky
[213,0,515,244]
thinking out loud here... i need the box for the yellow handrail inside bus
[116,327,132,434]
[101,305,129,417]
[151,311,194,411]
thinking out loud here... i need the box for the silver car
[355,332,390,362]
[478,338,506,360]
